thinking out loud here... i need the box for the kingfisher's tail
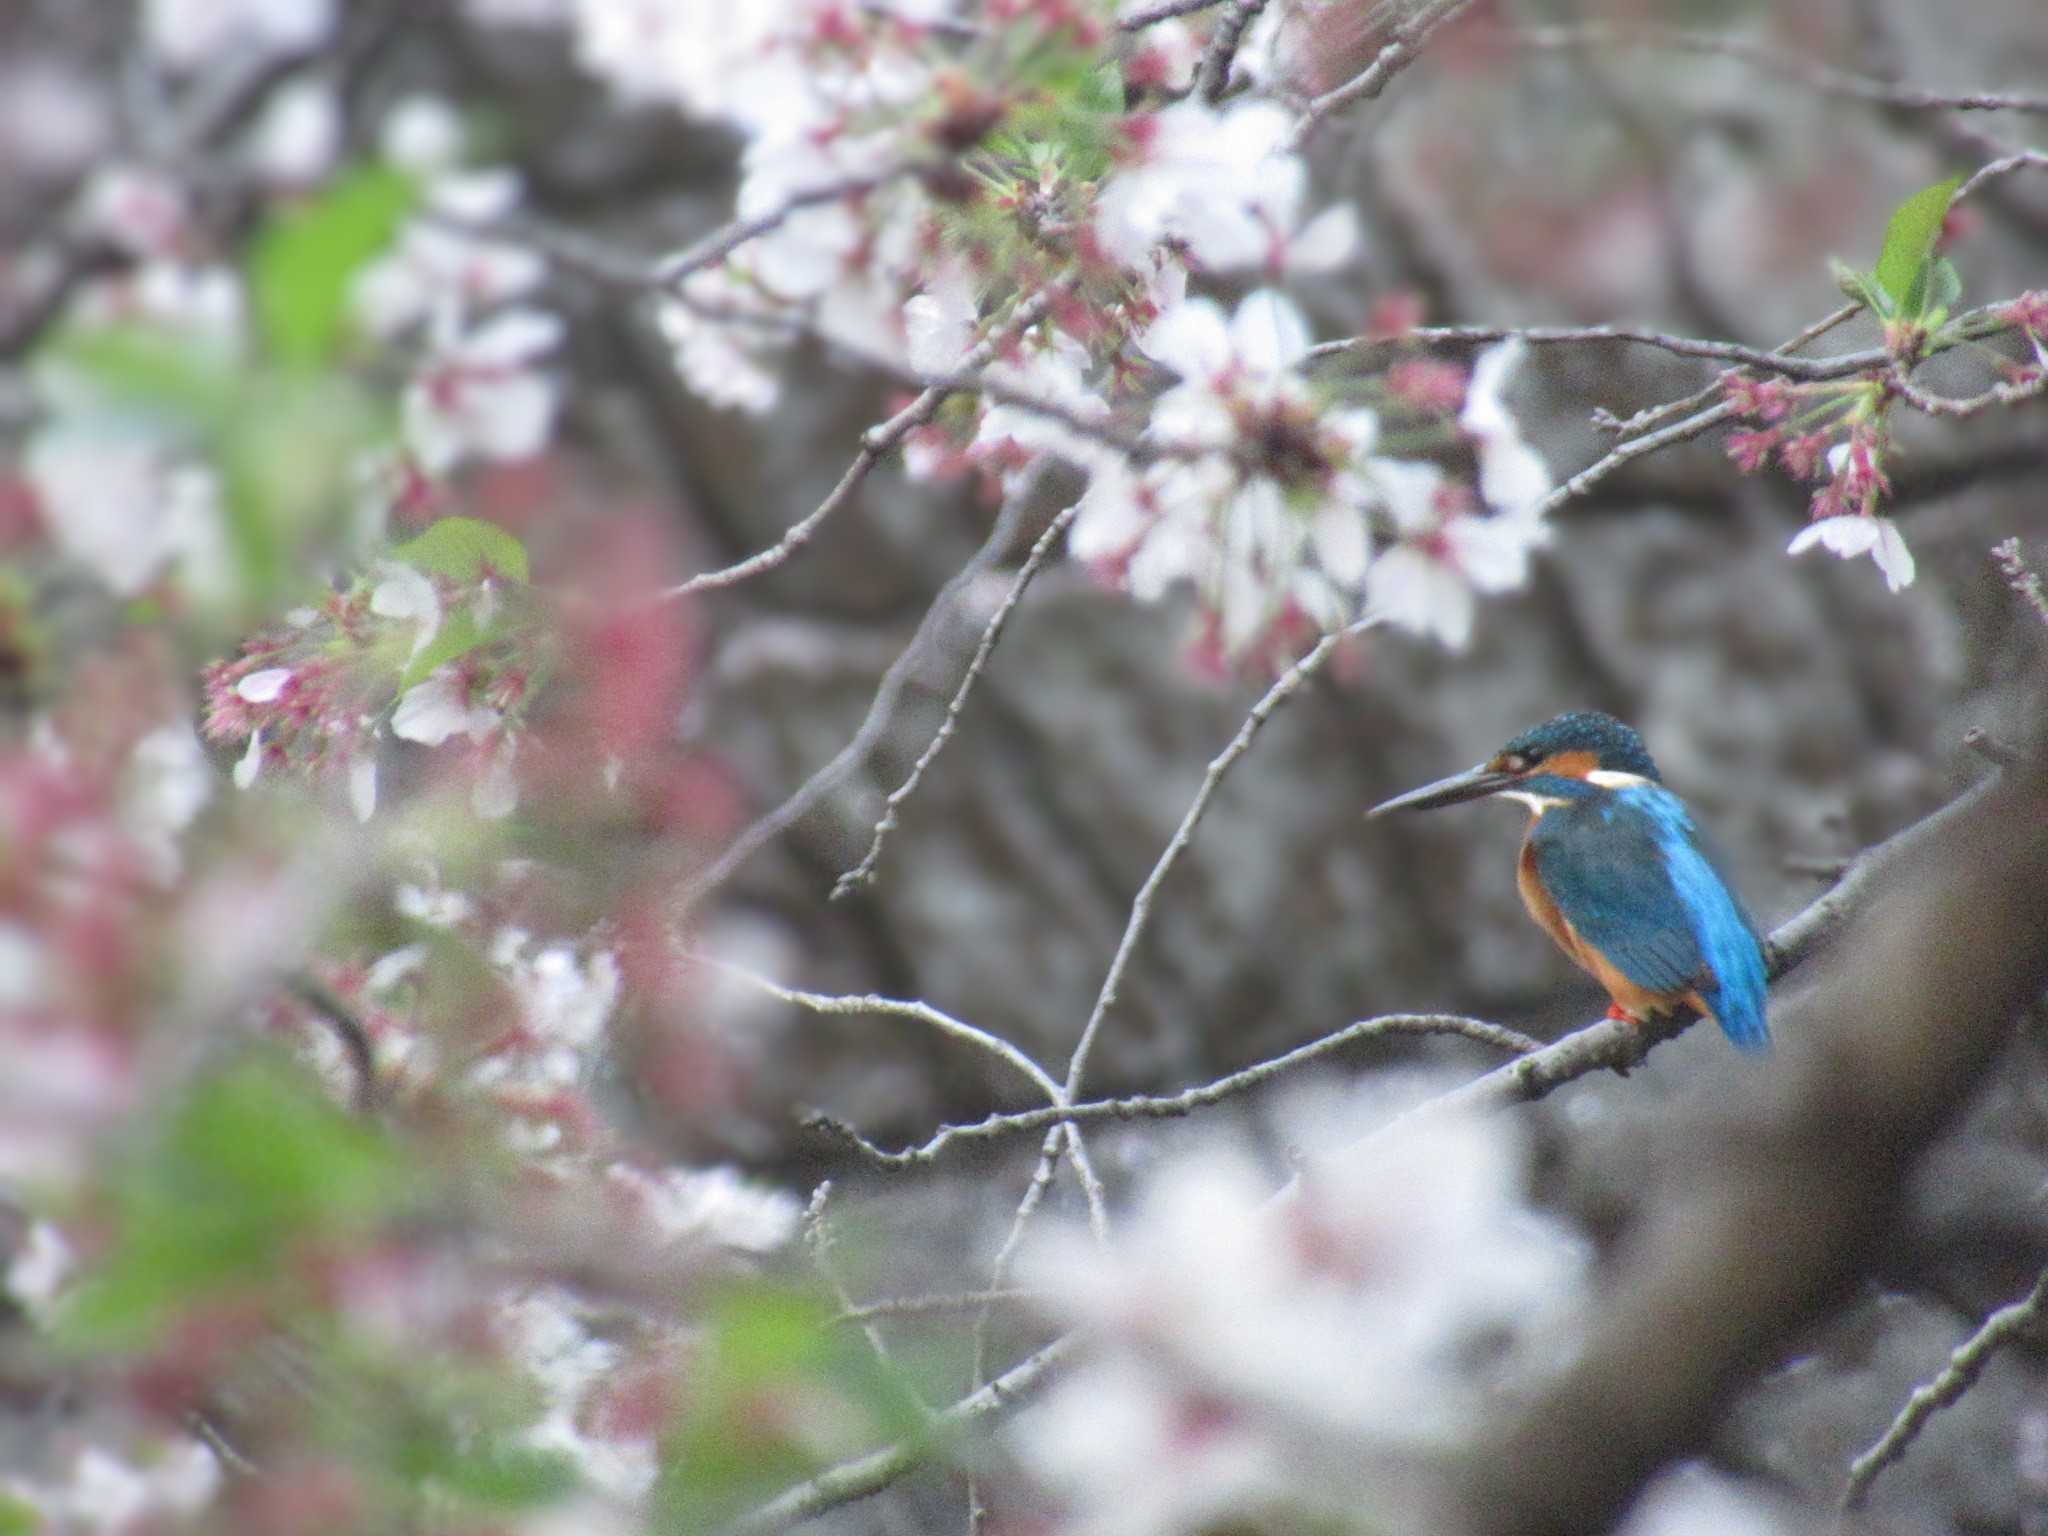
[1701,955,1770,1053]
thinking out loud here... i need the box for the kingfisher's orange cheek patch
[1540,750,1600,780]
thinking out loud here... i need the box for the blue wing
[1529,785,1770,1051]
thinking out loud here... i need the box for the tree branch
[1841,1263,2048,1509]
[1504,23,2048,114]
[808,1012,1535,1168]
[834,504,1081,898]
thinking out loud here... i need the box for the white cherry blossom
[1788,514,1916,592]
[402,306,563,474]
[1460,339,1553,517]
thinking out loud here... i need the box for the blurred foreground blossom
[1013,1101,1587,1536]
[142,0,334,68]
[402,307,564,474]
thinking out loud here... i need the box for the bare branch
[688,959,1065,1104]
[1594,303,1864,438]
[654,165,931,286]
[1963,726,2023,767]
[663,293,1055,600]
[283,972,379,1113]
[684,932,1113,1241]
[1992,538,2048,629]
[1064,618,1375,1103]
[1118,0,1231,30]
[1504,23,2048,114]
[1288,0,1480,149]
[804,1181,934,1407]
[1538,399,1738,519]
[831,1289,1040,1325]
[834,505,1080,899]
[1309,322,1893,382]
[1842,1265,2048,1508]
[1888,363,2048,419]
[1956,150,2048,202]
[674,487,1033,912]
[1195,0,1269,103]
[723,1335,1076,1536]
[808,1012,1536,1169]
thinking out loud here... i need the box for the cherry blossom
[353,114,549,338]
[655,273,787,416]
[141,0,334,68]
[1093,99,1298,271]
[389,667,502,747]
[402,306,564,474]
[1788,514,1916,592]
[1365,467,1549,650]
[1459,339,1554,517]
[1014,1102,1585,1536]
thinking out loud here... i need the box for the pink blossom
[1725,428,1778,474]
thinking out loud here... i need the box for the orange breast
[1516,840,1685,1021]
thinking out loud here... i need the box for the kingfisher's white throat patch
[1503,789,1572,814]
[1586,769,1656,789]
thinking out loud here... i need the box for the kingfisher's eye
[1500,752,1534,774]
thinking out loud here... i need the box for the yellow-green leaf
[1874,175,1963,322]
[391,516,530,585]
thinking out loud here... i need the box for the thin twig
[1992,538,2048,629]
[807,1012,1537,1168]
[833,505,1080,899]
[1888,364,2048,419]
[1955,150,2048,202]
[683,921,1113,1242]
[673,490,1033,910]
[1963,725,2023,767]
[655,165,928,285]
[1118,0,1231,30]
[723,1335,1076,1536]
[1536,399,1737,519]
[1288,0,1479,149]
[663,294,1054,600]
[1308,322,1893,382]
[1841,1265,2048,1509]
[1195,0,1268,102]
[1595,303,1863,438]
[962,617,1376,1461]
[284,972,379,1113]
[688,959,1066,1102]
[804,1182,935,1413]
[832,1289,1040,1325]
[1505,23,2048,114]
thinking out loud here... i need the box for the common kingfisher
[1368,711,1769,1052]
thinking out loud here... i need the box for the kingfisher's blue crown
[1497,711,1662,781]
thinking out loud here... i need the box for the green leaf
[0,1492,41,1535]
[398,606,488,692]
[58,1052,407,1346]
[421,1439,578,1509]
[252,163,418,367]
[1873,175,1963,323]
[391,516,530,585]
[215,373,386,613]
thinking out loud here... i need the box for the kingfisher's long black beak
[1367,764,1519,818]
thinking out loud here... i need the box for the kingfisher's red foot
[1605,1003,1643,1024]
